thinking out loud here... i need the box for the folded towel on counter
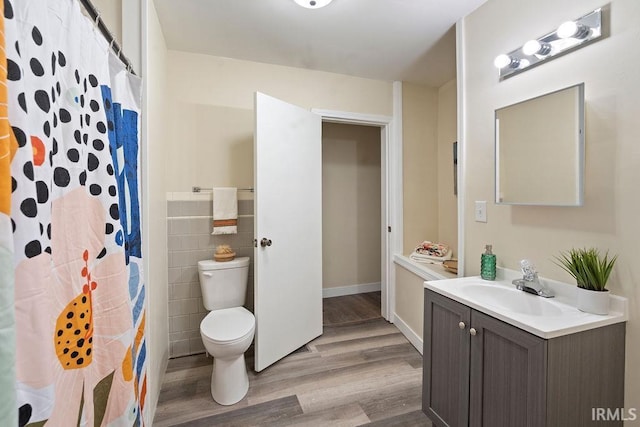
[212,187,238,235]
[409,250,453,264]
[414,241,450,258]
[409,241,453,265]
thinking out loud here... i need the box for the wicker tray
[214,252,236,262]
[443,259,458,274]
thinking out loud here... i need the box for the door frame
[312,104,401,323]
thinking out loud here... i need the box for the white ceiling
[153,0,487,87]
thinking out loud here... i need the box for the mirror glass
[495,83,584,206]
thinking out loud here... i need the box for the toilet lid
[201,307,255,343]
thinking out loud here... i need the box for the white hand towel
[212,187,238,235]
[409,249,452,265]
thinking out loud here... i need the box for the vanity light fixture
[494,6,605,80]
[294,0,333,9]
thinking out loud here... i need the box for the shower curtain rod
[192,186,254,193]
[78,0,136,75]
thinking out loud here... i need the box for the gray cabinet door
[469,310,547,427]
[423,290,471,427]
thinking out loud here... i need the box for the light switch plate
[475,201,487,223]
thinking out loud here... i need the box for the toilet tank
[197,257,250,311]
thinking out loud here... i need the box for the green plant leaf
[553,247,617,291]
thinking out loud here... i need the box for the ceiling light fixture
[294,0,333,9]
[493,6,604,80]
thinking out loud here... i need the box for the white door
[253,92,323,372]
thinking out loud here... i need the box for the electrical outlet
[475,201,487,223]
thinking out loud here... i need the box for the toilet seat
[200,307,255,345]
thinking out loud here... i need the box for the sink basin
[459,283,564,316]
[423,275,628,339]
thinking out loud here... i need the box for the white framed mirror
[495,83,585,206]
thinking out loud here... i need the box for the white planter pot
[576,287,610,315]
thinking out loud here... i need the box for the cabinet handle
[469,328,477,336]
[458,321,466,330]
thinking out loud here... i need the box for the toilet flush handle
[203,272,213,277]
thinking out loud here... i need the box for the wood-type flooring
[153,292,431,426]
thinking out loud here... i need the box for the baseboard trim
[322,282,382,298]
[393,313,423,355]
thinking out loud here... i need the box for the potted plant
[554,248,617,315]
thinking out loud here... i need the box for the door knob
[260,238,272,247]
[469,328,477,336]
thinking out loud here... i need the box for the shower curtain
[1,0,147,425]
[1,1,17,425]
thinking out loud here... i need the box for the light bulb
[518,58,530,68]
[557,21,590,39]
[522,39,552,56]
[522,40,541,56]
[494,54,511,69]
[557,21,578,38]
[294,0,333,9]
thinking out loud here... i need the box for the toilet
[197,257,255,405]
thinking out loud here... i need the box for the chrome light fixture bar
[494,7,604,81]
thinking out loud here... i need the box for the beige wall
[402,83,439,254]
[395,80,458,338]
[402,79,458,256]
[395,267,427,338]
[143,0,169,419]
[461,0,640,413]
[437,79,458,256]
[91,0,122,45]
[165,51,393,192]
[395,80,458,339]
[322,123,381,289]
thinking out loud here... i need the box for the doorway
[321,122,383,318]
[313,108,396,322]
[253,94,398,372]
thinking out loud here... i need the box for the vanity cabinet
[422,289,625,427]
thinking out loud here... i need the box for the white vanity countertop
[424,270,628,339]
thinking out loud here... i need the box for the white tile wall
[167,199,254,358]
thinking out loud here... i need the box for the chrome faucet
[511,259,554,298]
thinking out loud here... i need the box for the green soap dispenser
[481,244,496,280]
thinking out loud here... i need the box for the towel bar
[192,186,254,193]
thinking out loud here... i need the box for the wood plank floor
[154,292,431,426]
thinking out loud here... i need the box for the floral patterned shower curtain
[0,0,18,424]
[1,0,147,425]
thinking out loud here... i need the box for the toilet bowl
[197,257,254,406]
[200,306,255,405]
